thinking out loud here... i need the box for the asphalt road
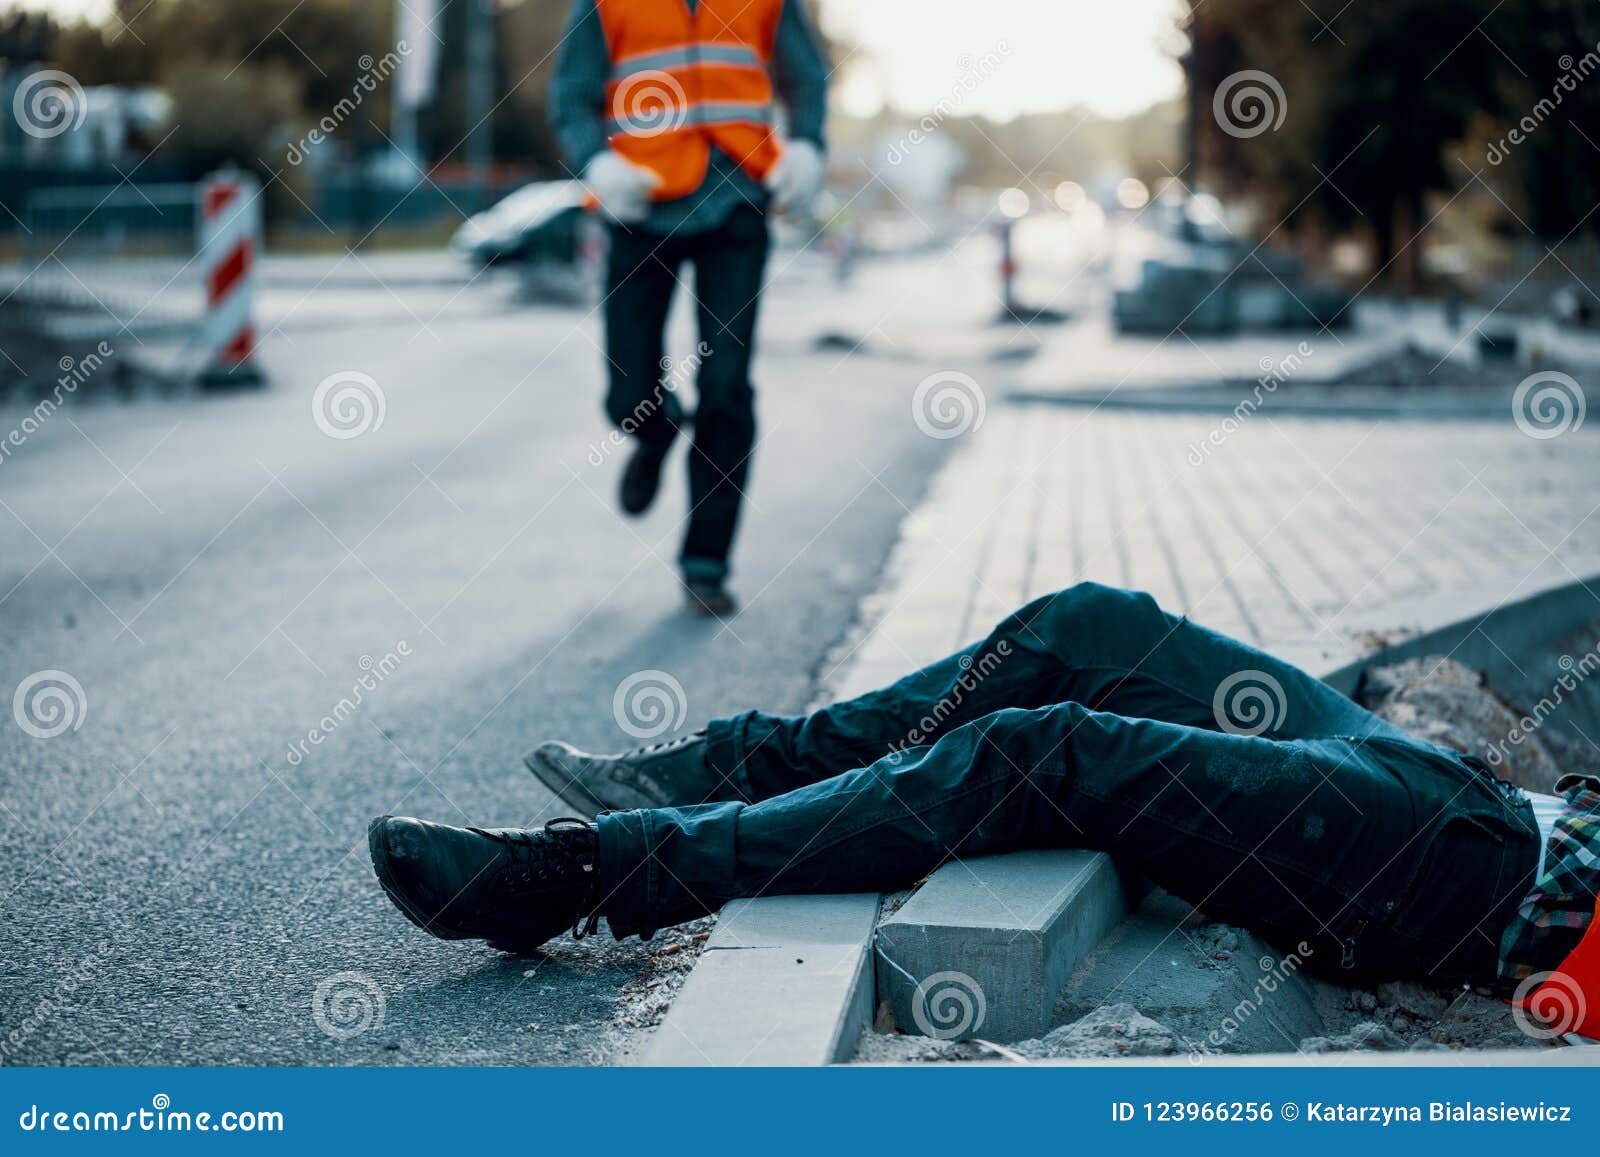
[0,247,978,1064]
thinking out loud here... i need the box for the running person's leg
[678,204,769,609]
[603,225,685,515]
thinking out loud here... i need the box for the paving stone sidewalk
[827,399,1600,697]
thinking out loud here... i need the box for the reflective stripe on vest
[606,101,773,137]
[594,0,783,201]
[609,41,765,81]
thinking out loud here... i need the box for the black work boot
[368,815,600,953]
[524,730,721,816]
[683,577,737,616]
[619,440,671,516]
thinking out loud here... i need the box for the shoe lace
[547,817,603,940]
[627,729,705,759]
[473,819,602,939]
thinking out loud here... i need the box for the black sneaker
[368,815,600,953]
[684,577,737,616]
[525,730,716,816]
[619,440,670,516]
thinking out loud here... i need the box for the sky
[21,0,1188,121]
[818,0,1187,120]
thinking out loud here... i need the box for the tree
[160,60,310,208]
[1189,0,1514,287]
[1314,1,1506,285]
[53,0,395,162]
[1487,0,1600,239]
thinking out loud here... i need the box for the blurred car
[1551,286,1597,329]
[451,180,590,268]
[1113,195,1353,335]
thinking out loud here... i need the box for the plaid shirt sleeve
[1497,773,1600,990]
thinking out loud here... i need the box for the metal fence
[17,181,199,328]
[1480,236,1600,317]
[2,181,206,391]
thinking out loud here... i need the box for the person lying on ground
[368,583,1599,1031]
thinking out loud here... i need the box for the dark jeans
[602,205,770,580]
[596,583,1541,985]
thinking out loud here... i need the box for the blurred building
[0,65,169,168]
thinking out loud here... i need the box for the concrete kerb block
[875,850,1140,1043]
[1283,554,1600,691]
[642,893,881,1066]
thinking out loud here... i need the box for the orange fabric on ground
[1517,893,1600,1040]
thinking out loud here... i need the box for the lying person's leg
[378,698,1539,986]
[528,582,1412,814]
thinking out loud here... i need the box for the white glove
[764,139,825,215]
[583,150,661,224]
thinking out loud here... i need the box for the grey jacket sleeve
[772,0,829,149]
[548,0,611,173]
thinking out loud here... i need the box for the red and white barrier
[996,218,1018,318]
[195,169,264,385]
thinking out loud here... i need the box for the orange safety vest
[595,0,784,202]
[1513,893,1600,1041]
